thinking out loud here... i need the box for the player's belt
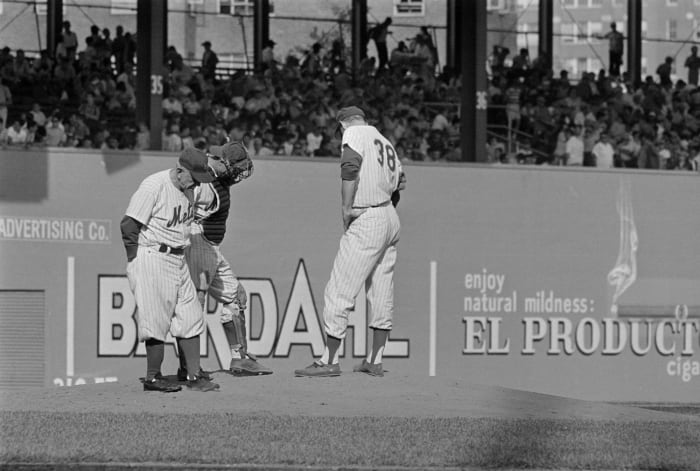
[353,200,390,209]
[158,244,185,255]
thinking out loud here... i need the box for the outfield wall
[1,148,699,402]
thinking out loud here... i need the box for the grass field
[1,373,699,470]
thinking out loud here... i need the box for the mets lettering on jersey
[126,170,196,249]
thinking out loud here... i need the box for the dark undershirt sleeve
[120,216,143,261]
[340,144,363,181]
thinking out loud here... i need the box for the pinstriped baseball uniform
[125,170,204,341]
[324,125,402,339]
[187,181,240,323]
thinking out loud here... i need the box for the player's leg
[296,212,387,377]
[355,243,397,377]
[180,234,217,380]
[128,249,182,392]
[172,258,218,392]
[209,251,272,375]
[355,207,400,376]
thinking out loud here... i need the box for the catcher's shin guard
[231,307,247,356]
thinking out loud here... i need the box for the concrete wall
[1,148,699,401]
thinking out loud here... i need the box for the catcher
[179,140,273,378]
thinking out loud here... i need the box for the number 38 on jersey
[374,139,400,187]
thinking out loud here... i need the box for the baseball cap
[179,147,215,183]
[336,106,365,122]
[209,141,248,163]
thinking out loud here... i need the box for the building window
[219,0,232,15]
[561,0,577,8]
[695,20,700,41]
[666,0,678,5]
[667,19,677,40]
[394,0,424,16]
[487,0,505,10]
[111,0,136,15]
[0,1,3,15]
[232,0,254,15]
[588,0,602,7]
[641,21,647,38]
[516,0,539,7]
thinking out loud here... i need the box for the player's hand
[343,208,367,231]
[397,171,407,191]
[236,282,247,311]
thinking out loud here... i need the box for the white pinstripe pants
[185,232,240,323]
[323,205,400,339]
[126,246,204,341]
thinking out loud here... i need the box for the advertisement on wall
[0,149,698,401]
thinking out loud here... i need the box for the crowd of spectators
[0,19,698,173]
[487,44,700,172]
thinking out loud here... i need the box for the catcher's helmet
[208,141,253,186]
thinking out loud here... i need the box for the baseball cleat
[230,354,273,376]
[177,367,212,382]
[143,376,182,393]
[353,359,384,377]
[186,375,220,392]
[294,361,341,377]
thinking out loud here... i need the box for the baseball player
[295,106,406,378]
[178,141,272,378]
[120,147,219,392]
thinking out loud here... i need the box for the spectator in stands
[201,41,219,82]
[33,49,54,83]
[111,26,126,74]
[62,21,79,61]
[564,124,584,166]
[123,32,136,69]
[45,113,67,147]
[305,124,324,156]
[66,113,90,147]
[656,56,674,89]
[617,131,641,168]
[592,131,615,168]
[54,36,68,64]
[552,125,568,165]
[369,17,392,72]
[0,78,11,126]
[79,92,101,133]
[6,119,28,146]
[599,22,624,77]
[301,43,323,78]
[583,121,602,166]
[511,48,531,80]
[261,39,277,73]
[99,28,113,69]
[163,123,183,151]
[162,91,183,118]
[505,78,522,132]
[638,132,660,169]
[135,121,150,150]
[28,102,47,141]
[684,46,700,87]
[0,117,7,148]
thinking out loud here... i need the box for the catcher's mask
[207,141,253,186]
